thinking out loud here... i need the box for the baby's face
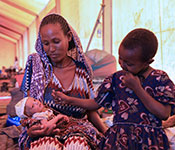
[25,97,44,117]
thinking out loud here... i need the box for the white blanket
[165,127,175,150]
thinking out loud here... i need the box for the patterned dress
[95,70,175,150]
[43,59,102,148]
[19,55,102,150]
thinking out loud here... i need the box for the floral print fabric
[95,70,175,150]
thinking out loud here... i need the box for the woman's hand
[27,123,57,137]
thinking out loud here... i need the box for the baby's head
[15,97,44,119]
[118,28,158,74]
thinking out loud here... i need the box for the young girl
[53,28,175,149]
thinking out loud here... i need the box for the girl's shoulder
[112,70,125,78]
[102,70,124,84]
[149,69,174,85]
[150,69,171,80]
[151,69,168,76]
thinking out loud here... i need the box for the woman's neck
[52,57,73,69]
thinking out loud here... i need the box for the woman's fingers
[52,128,60,135]
[44,124,56,135]
[27,124,57,137]
[27,124,44,137]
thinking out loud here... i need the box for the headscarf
[21,14,93,100]
[15,97,29,119]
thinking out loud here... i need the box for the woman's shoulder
[73,60,91,76]
[27,53,40,59]
[26,53,42,64]
[74,60,86,69]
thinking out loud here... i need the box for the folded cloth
[164,127,175,150]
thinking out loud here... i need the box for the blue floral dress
[95,70,175,150]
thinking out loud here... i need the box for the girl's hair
[120,28,158,62]
[39,14,75,50]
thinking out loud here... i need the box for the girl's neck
[136,66,153,82]
[137,66,150,77]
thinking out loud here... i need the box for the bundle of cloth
[162,115,175,150]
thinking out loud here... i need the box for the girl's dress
[95,70,175,150]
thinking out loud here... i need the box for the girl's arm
[53,90,100,110]
[134,85,171,120]
[53,91,108,134]
[87,110,108,134]
[123,72,171,120]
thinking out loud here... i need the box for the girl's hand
[27,123,57,137]
[121,72,141,91]
[52,90,70,104]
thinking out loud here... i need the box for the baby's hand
[52,90,70,104]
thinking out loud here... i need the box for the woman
[19,14,107,150]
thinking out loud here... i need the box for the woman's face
[40,23,72,64]
[118,45,148,75]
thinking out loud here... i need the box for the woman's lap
[30,135,91,150]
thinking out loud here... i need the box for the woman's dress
[19,54,102,150]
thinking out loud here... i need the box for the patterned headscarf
[21,14,93,100]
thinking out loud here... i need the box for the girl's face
[25,97,44,117]
[118,45,148,75]
[40,23,72,64]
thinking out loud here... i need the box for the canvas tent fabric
[85,49,116,79]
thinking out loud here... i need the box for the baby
[15,97,69,129]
